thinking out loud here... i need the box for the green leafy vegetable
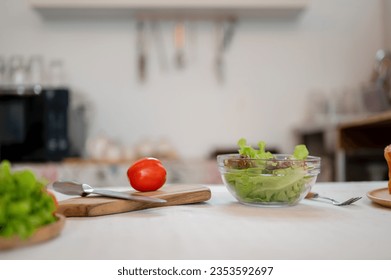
[237,138,273,159]
[0,160,57,239]
[293,144,309,160]
[222,139,316,205]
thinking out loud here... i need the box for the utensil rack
[29,0,309,84]
[29,0,309,19]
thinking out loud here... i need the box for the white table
[1,181,390,260]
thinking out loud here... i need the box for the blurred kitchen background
[1,0,391,186]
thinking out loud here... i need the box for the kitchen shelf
[294,110,391,182]
[336,110,391,181]
[29,0,309,19]
[337,110,391,150]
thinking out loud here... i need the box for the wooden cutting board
[57,184,211,217]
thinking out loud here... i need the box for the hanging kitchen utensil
[364,49,391,112]
[214,18,236,83]
[150,20,168,71]
[375,50,391,104]
[184,21,197,66]
[136,20,147,82]
[215,21,225,83]
[173,21,186,69]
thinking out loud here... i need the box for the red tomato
[127,157,167,192]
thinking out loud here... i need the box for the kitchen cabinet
[29,0,309,19]
[295,110,391,182]
[337,110,391,150]
[336,110,391,181]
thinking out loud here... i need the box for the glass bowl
[217,154,321,207]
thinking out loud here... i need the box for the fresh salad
[0,160,58,239]
[221,138,318,204]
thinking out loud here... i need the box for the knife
[52,181,167,203]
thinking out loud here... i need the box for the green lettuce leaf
[0,160,57,239]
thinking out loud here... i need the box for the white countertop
[1,181,390,260]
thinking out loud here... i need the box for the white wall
[0,0,385,159]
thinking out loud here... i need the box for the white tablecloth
[1,181,390,260]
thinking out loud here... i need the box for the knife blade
[53,180,166,203]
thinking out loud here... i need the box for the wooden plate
[0,214,65,251]
[367,187,391,208]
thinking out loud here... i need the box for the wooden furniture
[337,110,391,150]
[295,110,391,182]
[336,110,391,181]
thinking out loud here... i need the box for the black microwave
[0,87,70,162]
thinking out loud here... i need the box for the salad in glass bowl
[217,139,321,207]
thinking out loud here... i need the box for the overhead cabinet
[29,0,309,19]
